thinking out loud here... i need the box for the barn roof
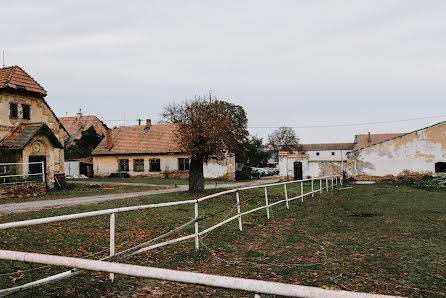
[91,123,181,155]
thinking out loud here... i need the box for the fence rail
[0,175,358,297]
[0,161,45,185]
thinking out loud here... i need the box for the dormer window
[22,104,30,120]
[9,103,18,118]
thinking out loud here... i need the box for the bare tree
[267,126,301,152]
[162,95,249,192]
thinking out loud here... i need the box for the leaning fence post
[109,213,115,282]
[311,179,314,197]
[300,181,304,202]
[335,176,338,186]
[194,202,199,250]
[236,191,242,231]
[264,187,270,219]
[284,184,289,209]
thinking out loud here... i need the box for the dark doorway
[293,162,303,180]
[435,162,446,173]
[29,156,46,180]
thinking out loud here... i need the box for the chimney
[106,128,113,150]
[368,132,371,144]
[76,109,82,120]
[146,119,152,127]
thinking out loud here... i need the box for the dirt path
[0,179,278,215]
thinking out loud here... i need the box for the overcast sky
[2,1,446,143]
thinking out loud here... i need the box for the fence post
[326,178,328,192]
[41,161,45,183]
[331,177,334,189]
[311,179,314,197]
[236,191,242,231]
[109,213,115,282]
[194,202,199,250]
[264,187,270,219]
[335,176,338,186]
[319,178,322,193]
[300,181,304,202]
[284,184,289,209]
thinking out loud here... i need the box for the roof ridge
[3,65,16,88]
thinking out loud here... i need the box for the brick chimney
[106,128,113,150]
[367,132,371,144]
[146,119,152,127]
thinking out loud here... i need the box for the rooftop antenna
[2,50,5,67]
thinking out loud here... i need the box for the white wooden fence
[0,176,394,298]
[0,161,45,184]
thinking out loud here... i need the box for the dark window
[133,159,144,172]
[316,152,320,156]
[118,159,129,172]
[331,152,335,156]
[178,158,190,171]
[22,104,30,120]
[435,162,446,173]
[149,158,161,172]
[9,103,18,118]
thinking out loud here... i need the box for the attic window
[331,152,335,156]
[316,152,320,156]
[22,104,30,120]
[9,103,18,118]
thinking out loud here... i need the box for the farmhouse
[59,111,107,145]
[91,120,236,179]
[0,66,69,188]
[347,121,446,179]
[279,143,354,180]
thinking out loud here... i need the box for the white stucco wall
[304,150,349,161]
[203,159,229,179]
[347,122,446,178]
[65,161,80,177]
[279,156,309,179]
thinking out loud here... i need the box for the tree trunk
[189,155,204,192]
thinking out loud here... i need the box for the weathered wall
[0,181,46,200]
[302,149,349,162]
[0,91,67,188]
[278,156,309,180]
[347,122,446,179]
[93,153,235,179]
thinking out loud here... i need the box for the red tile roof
[60,115,108,143]
[300,143,354,151]
[92,124,181,155]
[0,123,63,149]
[0,66,47,96]
[353,133,405,150]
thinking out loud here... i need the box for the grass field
[0,181,444,297]
[0,183,162,205]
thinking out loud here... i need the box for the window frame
[149,158,161,172]
[133,159,144,172]
[178,158,190,171]
[118,159,129,172]
[9,102,18,119]
[22,104,30,120]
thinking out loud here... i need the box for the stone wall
[0,182,46,200]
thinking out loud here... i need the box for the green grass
[0,183,161,205]
[69,177,236,185]
[0,182,444,297]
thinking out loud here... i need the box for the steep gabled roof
[0,123,63,149]
[92,124,181,155]
[60,115,108,143]
[0,66,47,96]
[353,133,405,151]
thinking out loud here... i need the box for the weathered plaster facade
[347,121,446,179]
[0,68,68,189]
[93,153,236,179]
